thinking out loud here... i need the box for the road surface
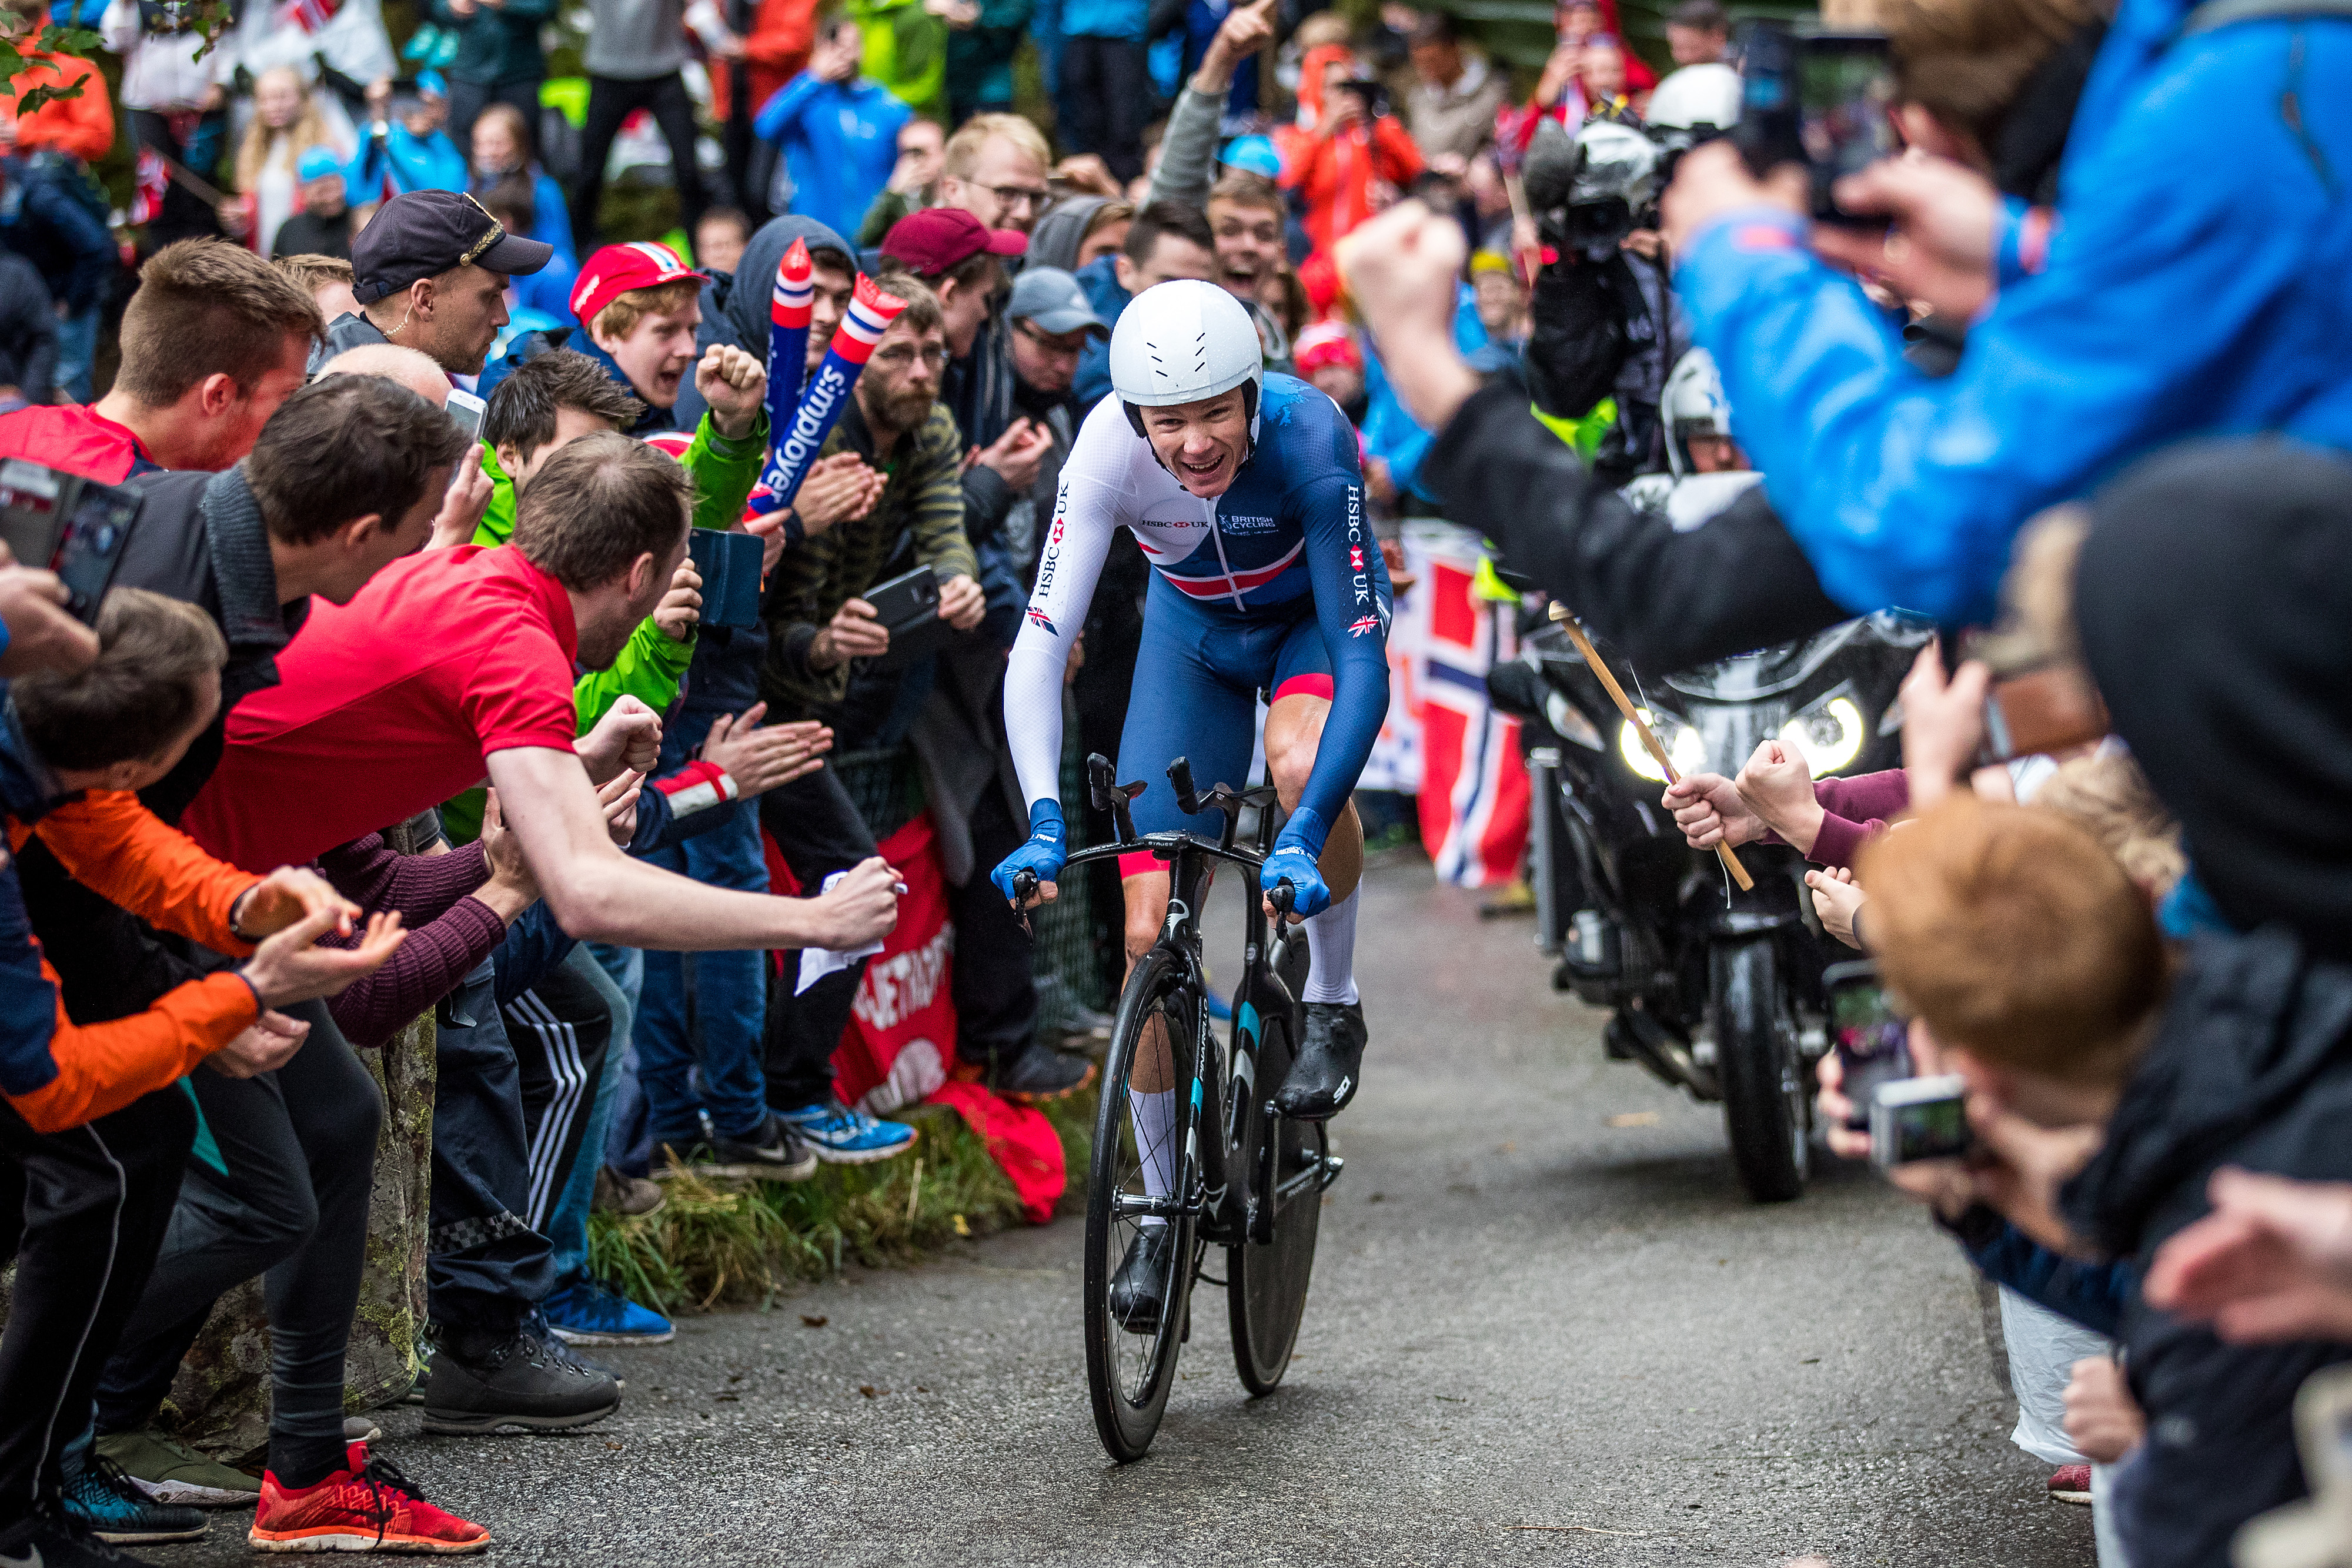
[153,862,2094,1567]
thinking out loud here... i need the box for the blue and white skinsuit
[1000,373,1394,1010]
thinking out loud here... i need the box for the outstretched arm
[485,745,900,951]
[1288,463,1389,857]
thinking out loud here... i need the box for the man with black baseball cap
[313,189,554,377]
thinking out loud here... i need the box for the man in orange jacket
[0,583,403,1566]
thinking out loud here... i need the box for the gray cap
[1007,266,1108,338]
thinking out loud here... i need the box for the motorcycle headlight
[1618,709,1708,784]
[1544,690,1605,751]
[1780,694,1866,777]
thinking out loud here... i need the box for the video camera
[0,458,143,627]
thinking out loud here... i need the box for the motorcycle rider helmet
[1110,279,1267,452]
[1644,62,1742,136]
[1663,346,1733,476]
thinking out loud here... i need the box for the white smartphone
[445,387,487,444]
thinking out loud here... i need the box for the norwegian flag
[1398,523,1529,888]
[129,148,169,227]
[279,0,339,34]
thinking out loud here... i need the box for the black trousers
[447,76,544,161]
[504,947,618,1234]
[1055,38,1154,183]
[571,72,706,256]
[757,761,880,1112]
[0,1087,193,1527]
[946,781,1037,1068]
[426,958,547,1335]
[93,1001,382,1466]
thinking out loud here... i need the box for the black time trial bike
[1018,754,1346,1461]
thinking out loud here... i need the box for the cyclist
[993,280,1391,1320]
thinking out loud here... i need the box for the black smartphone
[1735,21,1897,228]
[692,530,766,631]
[1825,959,1909,1133]
[862,563,946,673]
[1797,33,1899,227]
[0,458,143,626]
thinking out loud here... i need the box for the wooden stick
[1550,603,1754,891]
[1501,170,1544,286]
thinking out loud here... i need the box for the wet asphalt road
[151,861,2093,1568]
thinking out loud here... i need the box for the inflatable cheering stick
[749,272,909,520]
[764,238,814,436]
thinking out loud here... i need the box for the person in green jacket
[847,0,948,118]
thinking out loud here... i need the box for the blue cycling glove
[1264,806,1331,918]
[991,800,1068,902]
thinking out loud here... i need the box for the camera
[0,457,144,627]
[1870,1074,1976,1169]
[1525,117,1662,255]
[1733,19,1899,228]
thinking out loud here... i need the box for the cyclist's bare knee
[1122,870,1171,968]
[1265,693,1330,811]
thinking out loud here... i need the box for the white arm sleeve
[1003,404,1135,815]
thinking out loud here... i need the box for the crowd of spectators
[2,0,2349,1561]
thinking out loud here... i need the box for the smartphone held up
[0,457,143,627]
[1825,962,1977,1171]
[1732,18,1899,228]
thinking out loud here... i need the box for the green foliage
[587,1090,1097,1312]
[3,24,103,116]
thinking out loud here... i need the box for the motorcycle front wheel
[1712,937,1810,1203]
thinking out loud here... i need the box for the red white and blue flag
[1390,524,1529,888]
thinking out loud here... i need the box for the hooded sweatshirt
[2061,436,2352,1568]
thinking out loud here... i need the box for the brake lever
[1010,868,1038,938]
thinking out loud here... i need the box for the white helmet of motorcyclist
[1645,63,1742,135]
[1665,347,1732,440]
[1111,279,1265,446]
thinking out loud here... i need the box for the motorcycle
[1486,594,1929,1202]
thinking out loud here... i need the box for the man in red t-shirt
[0,240,319,483]
[185,432,901,953]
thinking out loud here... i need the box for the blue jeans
[52,306,96,404]
[635,710,773,1146]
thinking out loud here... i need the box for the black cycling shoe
[1108,1223,1179,1335]
[980,1039,1097,1103]
[422,1327,621,1435]
[1274,1001,1368,1121]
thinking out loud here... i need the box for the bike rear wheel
[1084,944,1201,1461]
[1228,1001,1324,1395]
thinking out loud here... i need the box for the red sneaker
[248,1443,490,1554]
[2047,1463,2094,1505]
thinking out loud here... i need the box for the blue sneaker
[63,1453,207,1543]
[778,1099,919,1164]
[542,1281,676,1346]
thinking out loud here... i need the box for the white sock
[1301,888,1361,1005]
[1130,1089,1179,1225]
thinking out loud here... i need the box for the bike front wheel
[1228,998,1324,1395]
[1084,944,1200,1461]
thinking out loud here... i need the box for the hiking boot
[95,1430,259,1508]
[543,1279,675,1345]
[779,1099,919,1164]
[248,1443,487,1554]
[1108,1223,1179,1335]
[1274,1001,1367,1121]
[421,1328,620,1436]
[592,1163,666,1216]
[0,1509,157,1567]
[979,1040,1096,1104]
[61,1455,205,1544]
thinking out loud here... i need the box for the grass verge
[587,1088,1097,1313]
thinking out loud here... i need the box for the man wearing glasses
[934,112,1054,236]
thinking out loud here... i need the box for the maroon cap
[881,208,1027,278]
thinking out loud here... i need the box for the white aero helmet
[1110,279,1267,448]
[1645,63,1742,135]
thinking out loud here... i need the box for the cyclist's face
[1142,390,1249,497]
